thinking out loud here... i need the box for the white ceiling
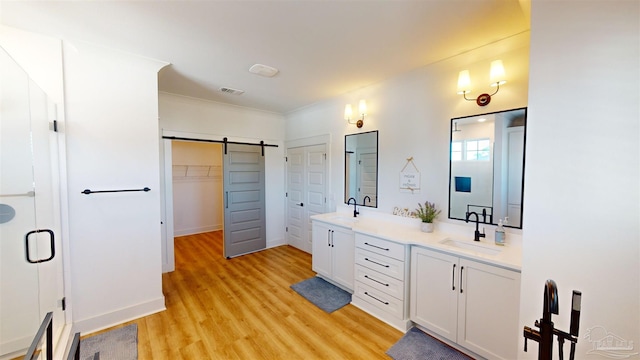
[1,1,530,114]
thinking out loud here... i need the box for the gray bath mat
[290,276,351,313]
[80,323,138,360]
[387,327,472,360]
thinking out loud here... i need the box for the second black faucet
[347,197,359,217]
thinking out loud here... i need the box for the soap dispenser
[495,219,506,246]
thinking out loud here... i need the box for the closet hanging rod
[81,187,151,195]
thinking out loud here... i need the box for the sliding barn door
[223,144,266,258]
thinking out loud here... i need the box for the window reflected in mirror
[345,130,378,207]
[449,108,526,228]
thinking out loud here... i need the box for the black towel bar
[81,187,150,195]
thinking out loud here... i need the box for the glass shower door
[0,46,65,358]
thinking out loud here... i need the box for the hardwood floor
[109,231,403,359]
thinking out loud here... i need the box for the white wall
[520,2,639,359]
[286,33,529,225]
[63,41,168,333]
[159,93,287,249]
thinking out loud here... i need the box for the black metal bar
[81,187,150,195]
[223,137,228,155]
[364,275,389,287]
[364,291,389,305]
[46,318,52,360]
[364,242,389,251]
[452,264,456,290]
[162,135,278,149]
[66,332,81,360]
[25,312,53,360]
[260,140,265,156]
[25,229,55,264]
[364,257,390,268]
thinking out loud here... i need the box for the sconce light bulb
[344,104,353,121]
[358,100,367,117]
[490,60,506,86]
[457,70,471,94]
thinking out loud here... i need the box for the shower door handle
[25,229,55,264]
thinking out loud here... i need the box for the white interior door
[506,128,524,226]
[286,147,305,251]
[223,143,266,258]
[0,46,65,358]
[357,149,377,206]
[286,144,326,254]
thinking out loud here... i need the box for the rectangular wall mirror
[345,130,378,207]
[449,108,526,228]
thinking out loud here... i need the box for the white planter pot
[421,222,434,233]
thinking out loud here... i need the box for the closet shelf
[173,165,221,179]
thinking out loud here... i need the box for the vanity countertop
[311,212,522,272]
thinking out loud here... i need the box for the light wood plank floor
[102,231,403,359]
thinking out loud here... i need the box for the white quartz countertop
[311,212,522,272]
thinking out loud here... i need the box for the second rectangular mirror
[345,130,378,207]
[449,108,526,228]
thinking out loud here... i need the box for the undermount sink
[439,238,502,256]
[329,215,359,223]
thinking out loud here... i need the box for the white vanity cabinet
[410,246,521,360]
[311,220,354,291]
[351,233,411,331]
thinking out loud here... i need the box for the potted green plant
[414,201,441,233]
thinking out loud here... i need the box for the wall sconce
[457,60,507,106]
[345,99,366,128]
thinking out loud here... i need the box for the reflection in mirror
[449,108,526,228]
[345,130,378,207]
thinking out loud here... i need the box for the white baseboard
[174,225,222,237]
[53,324,74,360]
[266,236,286,249]
[73,296,166,335]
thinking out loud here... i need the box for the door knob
[297,203,304,207]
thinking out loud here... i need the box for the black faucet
[523,280,581,360]
[465,211,485,241]
[363,196,371,205]
[347,197,359,217]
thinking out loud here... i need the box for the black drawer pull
[364,257,390,268]
[364,291,389,305]
[364,275,389,287]
[364,242,389,251]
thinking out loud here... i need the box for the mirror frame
[344,130,379,207]
[448,107,527,229]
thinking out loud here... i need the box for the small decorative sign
[399,156,420,193]
[393,207,414,218]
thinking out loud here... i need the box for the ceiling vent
[219,87,245,95]
[249,64,279,78]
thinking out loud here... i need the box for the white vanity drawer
[355,265,404,300]
[355,248,405,281]
[354,281,404,320]
[355,233,405,261]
